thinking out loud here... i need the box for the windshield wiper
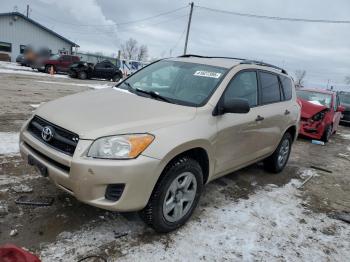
[135,88,171,103]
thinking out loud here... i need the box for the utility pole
[183,2,194,55]
[26,4,29,17]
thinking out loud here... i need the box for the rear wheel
[321,124,332,143]
[45,65,54,74]
[140,157,203,233]
[264,132,292,173]
[112,74,121,82]
[78,71,87,80]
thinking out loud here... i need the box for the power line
[33,6,188,27]
[196,5,350,24]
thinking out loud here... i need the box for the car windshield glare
[120,60,228,106]
[297,90,332,108]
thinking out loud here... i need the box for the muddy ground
[0,68,350,261]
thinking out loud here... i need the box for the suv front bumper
[20,130,161,212]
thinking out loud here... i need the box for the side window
[20,45,26,54]
[224,71,258,107]
[280,76,293,100]
[259,72,281,104]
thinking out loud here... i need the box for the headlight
[87,134,154,159]
[312,111,325,121]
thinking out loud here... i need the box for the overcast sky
[2,0,349,89]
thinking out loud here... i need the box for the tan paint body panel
[20,58,300,211]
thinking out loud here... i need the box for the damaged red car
[296,88,345,142]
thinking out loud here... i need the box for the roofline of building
[0,12,79,47]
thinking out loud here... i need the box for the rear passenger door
[255,71,291,154]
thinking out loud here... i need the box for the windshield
[50,54,60,60]
[339,93,350,104]
[297,90,332,108]
[118,60,228,106]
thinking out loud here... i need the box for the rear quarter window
[259,72,281,104]
[280,76,293,100]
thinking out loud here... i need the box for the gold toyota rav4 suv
[20,55,300,232]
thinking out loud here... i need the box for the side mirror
[337,105,345,112]
[213,98,250,115]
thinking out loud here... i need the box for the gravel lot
[1,63,350,261]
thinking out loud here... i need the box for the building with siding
[0,12,78,62]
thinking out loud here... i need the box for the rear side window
[259,72,281,104]
[280,76,293,100]
[224,71,258,107]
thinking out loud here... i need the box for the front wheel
[321,124,332,143]
[264,132,292,173]
[112,74,121,82]
[78,71,87,80]
[140,157,203,233]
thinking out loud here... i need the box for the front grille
[105,184,125,201]
[25,142,70,173]
[27,116,79,156]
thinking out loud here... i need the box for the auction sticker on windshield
[194,71,222,78]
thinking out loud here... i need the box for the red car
[32,54,80,73]
[297,88,345,142]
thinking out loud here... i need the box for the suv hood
[298,98,328,119]
[35,88,197,139]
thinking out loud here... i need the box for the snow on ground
[0,62,68,78]
[340,133,350,140]
[0,132,19,155]
[36,80,114,89]
[0,61,34,71]
[0,68,68,78]
[39,170,350,262]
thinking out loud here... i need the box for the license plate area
[28,154,48,177]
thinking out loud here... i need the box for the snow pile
[36,80,113,89]
[0,132,19,155]
[0,61,34,71]
[39,174,350,261]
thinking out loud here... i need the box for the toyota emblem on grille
[41,126,54,142]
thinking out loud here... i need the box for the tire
[264,132,292,173]
[45,65,54,74]
[140,157,203,233]
[112,74,121,82]
[321,124,332,143]
[78,71,87,80]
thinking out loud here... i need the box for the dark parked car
[69,60,123,81]
[32,54,80,73]
[16,54,29,66]
[338,91,350,125]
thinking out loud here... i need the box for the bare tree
[345,76,350,85]
[137,45,148,61]
[120,38,138,60]
[295,70,306,87]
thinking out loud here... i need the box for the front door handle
[285,109,290,115]
[255,115,264,122]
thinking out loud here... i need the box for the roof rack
[240,60,288,75]
[178,54,288,75]
[179,54,247,61]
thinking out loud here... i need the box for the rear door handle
[255,115,264,122]
[285,109,290,115]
